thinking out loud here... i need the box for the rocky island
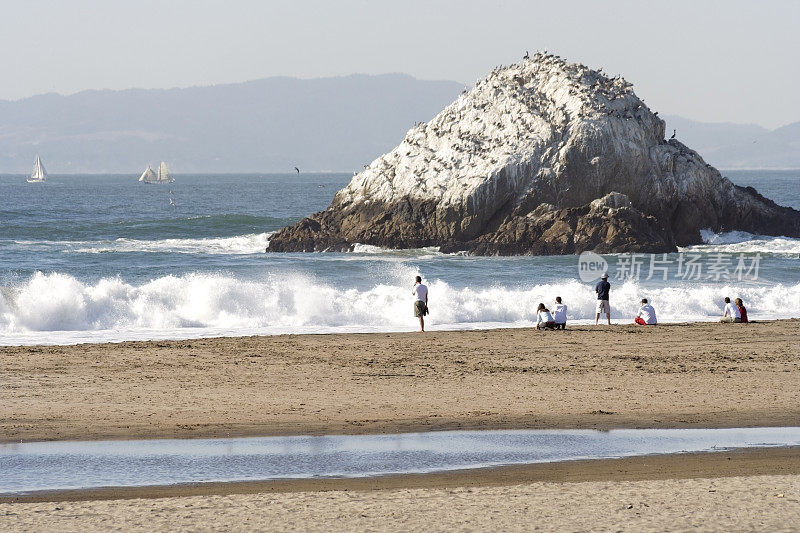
[268,53,800,255]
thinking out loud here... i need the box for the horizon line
[3,168,800,177]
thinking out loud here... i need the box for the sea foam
[1,270,797,346]
[11,233,271,255]
[685,229,800,255]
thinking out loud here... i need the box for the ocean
[1,170,798,346]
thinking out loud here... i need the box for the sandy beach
[3,320,798,530]
[3,469,799,531]
[2,320,797,443]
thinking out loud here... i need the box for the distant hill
[1,77,797,173]
[0,74,463,173]
[662,115,800,169]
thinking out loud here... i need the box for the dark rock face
[267,53,800,255]
[442,193,675,255]
[266,198,442,252]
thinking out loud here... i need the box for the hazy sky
[2,0,798,128]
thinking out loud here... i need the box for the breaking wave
[1,271,797,345]
[351,243,443,258]
[74,233,271,255]
[10,233,271,255]
[685,230,800,256]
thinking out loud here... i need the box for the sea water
[1,427,797,494]
[0,170,797,345]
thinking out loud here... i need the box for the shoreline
[3,446,797,503]
[3,317,797,349]
[3,319,797,444]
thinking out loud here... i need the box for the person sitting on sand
[735,298,749,323]
[536,303,556,330]
[720,297,742,323]
[595,273,611,325]
[634,298,657,325]
[552,296,567,330]
[412,276,429,332]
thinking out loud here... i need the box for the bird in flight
[294,167,300,174]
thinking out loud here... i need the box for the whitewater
[1,171,798,346]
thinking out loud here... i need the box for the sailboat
[138,165,157,183]
[27,155,47,182]
[157,161,174,183]
[139,161,175,184]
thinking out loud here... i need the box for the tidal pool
[1,427,797,495]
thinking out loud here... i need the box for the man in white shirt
[552,296,567,330]
[634,298,657,325]
[720,296,742,323]
[412,276,429,332]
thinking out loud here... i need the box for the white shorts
[596,300,610,315]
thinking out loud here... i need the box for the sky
[2,0,798,129]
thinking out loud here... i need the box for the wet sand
[2,320,797,443]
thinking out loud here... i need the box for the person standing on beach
[412,276,429,332]
[595,273,611,325]
[720,297,742,323]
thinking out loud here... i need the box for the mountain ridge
[662,115,800,169]
[0,74,463,173]
[1,75,797,173]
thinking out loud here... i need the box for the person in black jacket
[595,273,611,325]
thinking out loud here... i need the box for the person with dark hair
[412,276,429,332]
[553,296,567,330]
[536,303,556,330]
[720,296,742,323]
[735,298,749,323]
[634,298,657,325]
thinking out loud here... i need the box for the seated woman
[536,303,556,330]
[735,298,749,323]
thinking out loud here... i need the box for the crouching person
[553,296,567,330]
[634,298,657,325]
[720,297,742,323]
[536,303,556,330]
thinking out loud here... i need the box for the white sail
[139,165,157,182]
[157,161,173,183]
[27,155,47,182]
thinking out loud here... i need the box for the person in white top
[634,298,657,325]
[536,303,556,330]
[720,296,742,323]
[412,276,429,332]
[552,296,567,330]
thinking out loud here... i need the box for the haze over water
[1,170,798,346]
